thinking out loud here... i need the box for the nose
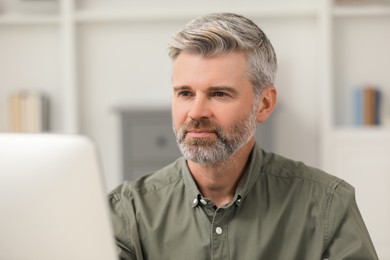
[188,95,212,120]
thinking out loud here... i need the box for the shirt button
[200,199,207,205]
[192,198,198,206]
[216,227,223,235]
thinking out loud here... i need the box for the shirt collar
[181,158,202,208]
[181,143,264,208]
[234,143,263,202]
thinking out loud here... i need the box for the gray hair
[168,13,277,96]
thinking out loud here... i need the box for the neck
[187,139,255,208]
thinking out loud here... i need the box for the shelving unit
[321,1,390,259]
[0,0,77,133]
[0,0,389,257]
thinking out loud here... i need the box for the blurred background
[0,0,389,258]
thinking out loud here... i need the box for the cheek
[211,109,234,127]
[171,103,187,127]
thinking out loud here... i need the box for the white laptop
[0,133,118,260]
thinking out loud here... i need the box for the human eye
[173,86,196,99]
[211,91,229,98]
[177,90,193,98]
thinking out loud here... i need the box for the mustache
[179,118,223,138]
[183,118,218,131]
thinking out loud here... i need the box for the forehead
[172,51,250,87]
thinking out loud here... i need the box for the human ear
[256,87,277,123]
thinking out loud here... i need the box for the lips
[185,129,217,138]
[187,128,214,133]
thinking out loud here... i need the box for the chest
[138,199,325,260]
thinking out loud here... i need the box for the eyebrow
[173,86,191,92]
[173,85,239,95]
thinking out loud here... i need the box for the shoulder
[258,150,357,224]
[109,158,184,203]
[260,150,351,194]
[107,158,185,259]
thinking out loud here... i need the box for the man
[109,13,378,259]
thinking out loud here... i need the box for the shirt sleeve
[323,181,378,259]
[108,189,137,260]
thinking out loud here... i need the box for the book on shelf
[6,90,50,133]
[353,86,382,126]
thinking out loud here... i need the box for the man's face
[171,51,258,164]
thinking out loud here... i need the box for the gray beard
[173,109,257,165]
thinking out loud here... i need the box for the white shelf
[74,5,318,23]
[0,14,60,25]
[330,126,390,137]
[333,4,390,16]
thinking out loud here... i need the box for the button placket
[210,208,230,260]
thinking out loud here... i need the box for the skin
[171,51,277,208]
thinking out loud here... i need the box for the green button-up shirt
[109,145,378,260]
